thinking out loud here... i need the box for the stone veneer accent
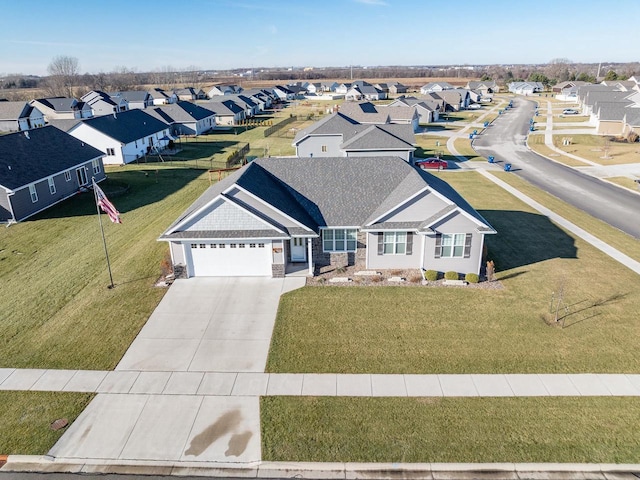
[311,233,367,273]
[174,264,187,279]
[272,263,285,278]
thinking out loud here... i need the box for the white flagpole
[93,178,115,289]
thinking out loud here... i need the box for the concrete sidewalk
[3,369,640,397]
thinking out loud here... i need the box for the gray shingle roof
[0,126,103,190]
[164,230,288,239]
[31,97,77,112]
[112,91,150,103]
[146,101,215,124]
[0,101,32,120]
[340,125,415,151]
[76,109,168,143]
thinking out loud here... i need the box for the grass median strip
[261,396,640,463]
[0,392,94,455]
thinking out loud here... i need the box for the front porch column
[307,238,313,276]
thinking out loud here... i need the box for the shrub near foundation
[424,270,439,281]
[444,271,459,281]
[465,273,480,283]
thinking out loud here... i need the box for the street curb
[2,456,640,478]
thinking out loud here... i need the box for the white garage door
[189,241,272,276]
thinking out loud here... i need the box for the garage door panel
[189,241,272,277]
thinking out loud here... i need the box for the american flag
[93,180,122,224]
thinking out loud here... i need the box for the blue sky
[1,0,638,75]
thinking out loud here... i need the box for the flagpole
[93,178,115,289]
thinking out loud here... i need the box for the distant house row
[576,82,640,137]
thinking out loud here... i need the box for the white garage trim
[186,240,272,277]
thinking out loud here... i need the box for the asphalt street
[473,98,640,239]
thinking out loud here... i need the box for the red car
[415,158,448,170]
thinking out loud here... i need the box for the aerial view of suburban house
[30,97,93,121]
[145,101,216,136]
[111,90,153,110]
[67,109,172,165]
[81,90,128,117]
[201,99,246,126]
[420,82,454,94]
[159,157,494,278]
[388,96,439,123]
[466,80,499,95]
[207,84,243,97]
[0,101,45,132]
[508,82,544,95]
[149,88,177,105]
[0,126,105,222]
[292,112,416,161]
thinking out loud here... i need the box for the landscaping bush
[424,270,439,281]
[444,271,459,281]
[465,273,480,284]
[409,274,423,284]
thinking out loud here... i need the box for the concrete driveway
[117,277,303,373]
[49,276,305,465]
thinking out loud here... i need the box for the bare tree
[45,55,80,97]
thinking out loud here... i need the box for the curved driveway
[473,98,640,239]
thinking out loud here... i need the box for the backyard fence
[264,115,297,137]
[225,143,250,168]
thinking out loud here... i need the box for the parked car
[468,104,482,110]
[415,158,448,170]
[563,108,579,115]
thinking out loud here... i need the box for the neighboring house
[345,86,363,101]
[507,82,544,95]
[81,90,127,117]
[112,91,153,110]
[293,112,416,162]
[466,81,499,94]
[226,94,259,117]
[272,85,294,101]
[388,96,438,124]
[432,90,464,111]
[146,101,216,136]
[420,82,454,94]
[377,105,419,131]
[30,97,93,121]
[338,102,390,124]
[551,80,590,93]
[335,83,352,94]
[149,88,178,105]
[388,82,408,95]
[622,109,640,137]
[159,156,495,278]
[593,103,636,135]
[174,87,206,101]
[0,101,45,132]
[207,84,243,97]
[201,100,246,126]
[0,126,105,222]
[68,109,172,165]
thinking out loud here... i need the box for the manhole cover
[50,418,68,431]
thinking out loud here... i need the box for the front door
[290,237,306,262]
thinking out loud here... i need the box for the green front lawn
[0,392,94,454]
[0,164,211,369]
[267,171,640,374]
[552,134,640,165]
[261,397,640,463]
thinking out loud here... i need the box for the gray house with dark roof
[293,112,416,162]
[68,109,172,165]
[160,157,495,277]
[0,126,106,222]
[30,97,92,121]
[145,101,216,135]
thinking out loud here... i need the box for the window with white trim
[321,145,327,152]
[92,159,101,175]
[383,232,406,255]
[64,170,72,182]
[106,148,115,156]
[29,184,38,203]
[323,229,357,252]
[441,233,466,258]
[48,177,56,195]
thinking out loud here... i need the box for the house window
[106,148,115,156]
[239,243,245,248]
[48,177,56,195]
[250,243,256,248]
[258,243,265,248]
[210,244,217,248]
[219,244,225,248]
[76,167,88,186]
[92,159,101,175]
[191,244,197,248]
[29,184,38,203]
[321,145,327,152]
[230,243,237,248]
[383,232,406,255]
[323,229,357,252]
[439,233,468,258]
[199,244,206,249]
[64,171,72,182]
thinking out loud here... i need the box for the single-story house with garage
[0,126,106,222]
[145,101,216,136]
[159,156,495,278]
[68,109,172,165]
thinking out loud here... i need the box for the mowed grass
[0,164,211,369]
[267,171,640,374]
[454,137,485,161]
[606,176,640,192]
[0,392,93,454]
[527,134,592,166]
[414,135,451,160]
[553,134,640,165]
[261,397,640,463]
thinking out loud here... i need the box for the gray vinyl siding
[422,211,484,274]
[170,241,185,265]
[377,190,439,222]
[0,188,12,221]
[9,158,106,221]
[366,232,420,269]
[0,120,19,132]
[296,135,343,157]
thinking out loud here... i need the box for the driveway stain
[184,409,242,456]
[225,430,252,457]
